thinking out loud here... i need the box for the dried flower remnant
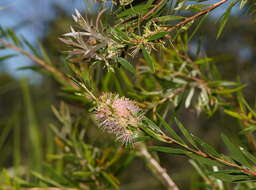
[60,9,124,70]
[95,93,143,144]
[97,0,134,5]
[119,0,135,5]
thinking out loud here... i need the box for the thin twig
[138,143,179,190]
[139,0,166,23]
[166,0,228,32]
[0,39,77,89]
[96,8,106,30]
[0,39,102,101]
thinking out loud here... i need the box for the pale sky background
[0,0,88,81]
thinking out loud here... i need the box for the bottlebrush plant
[1,0,256,189]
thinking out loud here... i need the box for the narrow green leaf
[43,164,72,185]
[119,69,134,91]
[73,171,93,177]
[31,171,63,187]
[172,78,187,84]
[210,170,251,182]
[191,135,220,157]
[102,71,112,91]
[143,117,164,135]
[214,85,246,94]
[133,136,151,143]
[146,32,168,41]
[240,123,256,134]
[189,160,209,183]
[141,118,169,143]
[240,147,256,164]
[146,0,155,5]
[157,114,185,144]
[7,29,21,45]
[209,80,239,87]
[140,124,164,142]
[0,112,17,151]
[101,172,119,189]
[240,0,248,9]
[0,26,7,37]
[12,176,32,186]
[118,57,135,74]
[217,1,236,39]
[154,15,185,22]
[224,110,243,120]
[17,65,42,72]
[118,4,152,18]
[113,74,124,95]
[238,92,256,117]
[185,87,195,108]
[104,149,123,169]
[189,14,208,41]
[21,80,42,172]
[39,43,52,65]
[188,153,223,166]
[13,108,21,172]
[150,146,188,155]
[194,57,213,65]
[221,134,250,167]
[115,154,135,174]
[0,54,17,62]
[22,37,41,57]
[178,4,210,11]
[111,28,130,41]
[175,118,198,149]
[142,47,155,72]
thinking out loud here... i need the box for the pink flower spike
[94,93,143,145]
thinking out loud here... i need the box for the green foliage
[1,0,256,189]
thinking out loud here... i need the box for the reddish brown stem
[0,39,78,89]
[139,0,166,23]
[167,0,229,32]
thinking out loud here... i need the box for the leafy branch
[0,39,77,89]
[0,0,255,189]
[166,0,229,32]
[142,117,256,182]
[139,0,167,23]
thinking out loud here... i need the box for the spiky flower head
[60,9,124,71]
[94,93,143,145]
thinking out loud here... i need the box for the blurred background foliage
[0,0,256,189]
